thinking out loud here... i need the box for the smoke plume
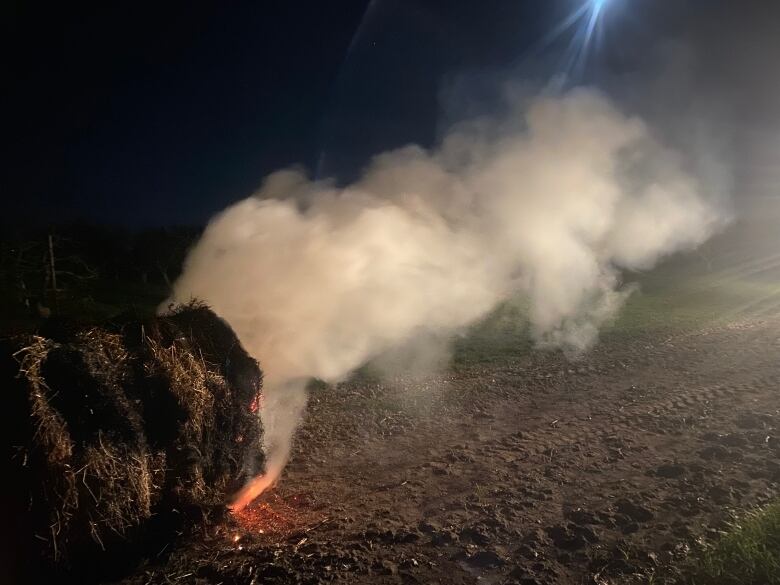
[166,88,726,507]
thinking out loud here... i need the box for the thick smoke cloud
[166,88,726,505]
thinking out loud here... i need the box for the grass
[449,261,780,367]
[451,296,533,365]
[608,268,780,336]
[681,501,780,585]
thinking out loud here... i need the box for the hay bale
[133,305,265,507]
[5,304,264,577]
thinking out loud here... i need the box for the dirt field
[116,305,780,585]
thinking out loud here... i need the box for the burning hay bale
[5,304,264,578]
[137,306,266,507]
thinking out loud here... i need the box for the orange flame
[228,456,288,511]
[229,472,278,512]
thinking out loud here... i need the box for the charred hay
[4,304,264,580]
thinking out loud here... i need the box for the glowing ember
[230,492,324,539]
[249,392,263,413]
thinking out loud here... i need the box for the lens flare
[535,0,615,81]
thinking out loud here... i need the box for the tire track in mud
[327,318,780,584]
[408,320,780,584]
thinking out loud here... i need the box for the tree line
[0,223,200,322]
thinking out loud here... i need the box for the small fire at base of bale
[3,303,265,583]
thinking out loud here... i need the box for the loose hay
[5,304,265,578]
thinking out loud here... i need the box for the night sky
[5,0,778,227]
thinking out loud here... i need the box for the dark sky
[5,0,778,227]
[7,1,372,225]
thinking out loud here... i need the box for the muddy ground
[116,314,780,585]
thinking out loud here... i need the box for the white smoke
[166,88,727,507]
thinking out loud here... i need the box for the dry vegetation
[6,304,264,581]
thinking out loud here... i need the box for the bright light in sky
[536,0,615,81]
[583,0,607,52]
